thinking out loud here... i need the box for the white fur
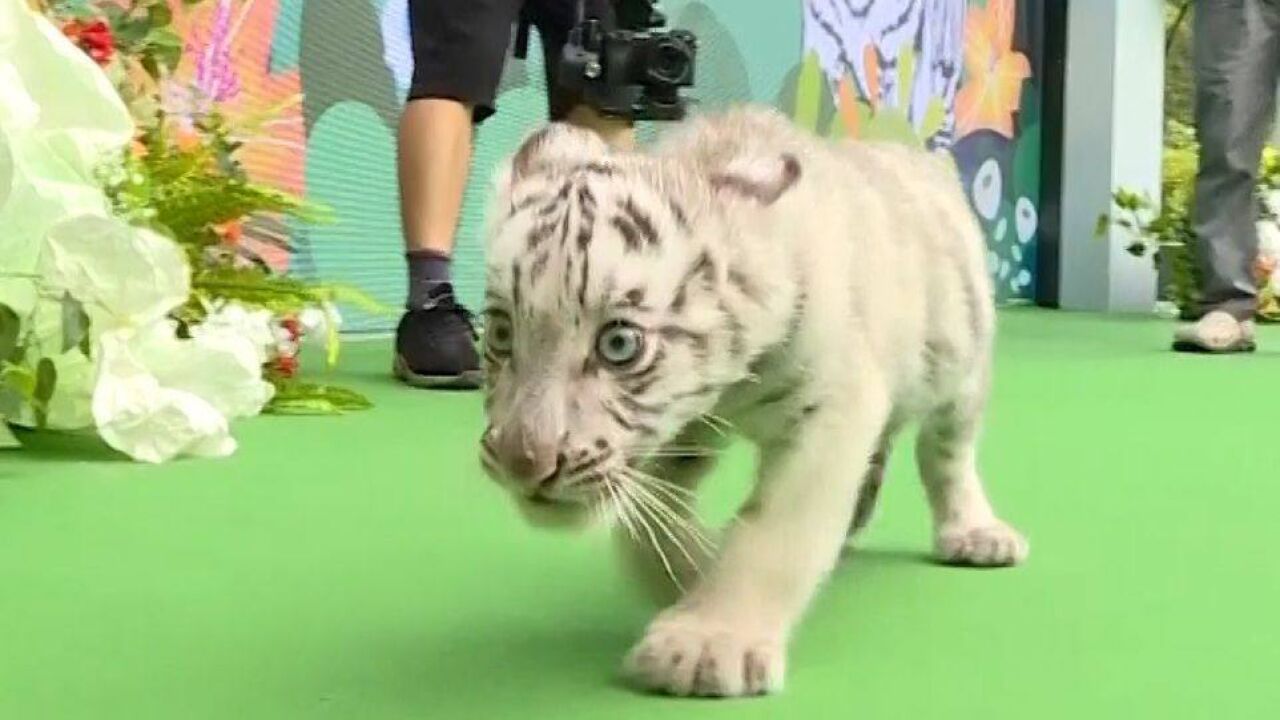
[481,106,1027,698]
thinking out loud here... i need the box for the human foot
[393,283,483,389]
[1172,310,1257,354]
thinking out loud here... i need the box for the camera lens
[647,38,692,85]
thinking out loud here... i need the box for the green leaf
[1094,213,1111,238]
[147,2,173,28]
[265,382,373,416]
[100,3,127,24]
[144,28,184,72]
[113,18,151,46]
[0,386,21,418]
[140,54,161,80]
[794,53,824,133]
[34,358,56,427]
[60,294,91,355]
[323,284,395,316]
[1113,188,1148,212]
[51,0,97,19]
[0,304,18,362]
[0,421,18,450]
[1,363,36,400]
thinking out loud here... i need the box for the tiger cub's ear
[493,123,611,195]
[709,153,802,206]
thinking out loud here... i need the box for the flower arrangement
[1099,120,1280,321]
[60,0,390,392]
[1,0,378,459]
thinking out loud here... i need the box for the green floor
[2,310,1278,719]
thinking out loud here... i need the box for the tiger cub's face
[478,124,798,528]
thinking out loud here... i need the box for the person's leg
[395,0,520,388]
[532,0,636,149]
[399,100,474,305]
[1180,0,1280,351]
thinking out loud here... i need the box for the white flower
[291,303,341,351]
[39,218,276,462]
[1259,220,1280,253]
[91,322,275,463]
[41,214,190,333]
[299,304,340,338]
[133,321,275,420]
[193,300,276,364]
[92,329,235,464]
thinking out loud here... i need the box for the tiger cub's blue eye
[596,321,645,367]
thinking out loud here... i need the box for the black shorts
[407,0,615,124]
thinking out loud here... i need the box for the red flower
[273,354,299,379]
[62,19,116,66]
[280,317,302,342]
[212,219,243,246]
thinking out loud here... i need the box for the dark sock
[406,249,452,308]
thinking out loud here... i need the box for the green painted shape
[921,98,947,140]
[1014,122,1043,205]
[897,46,916,110]
[827,113,848,140]
[268,0,305,73]
[793,53,824,133]
[665,0,799,101]
[303,101,404,331]
[776,59,836,135]
[1018,81,1042,133]
[863,107,924,148]
[673,3,753,111]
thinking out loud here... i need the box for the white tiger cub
[479,105,1027,697]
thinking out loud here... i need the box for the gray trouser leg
[1193,0,1280,320]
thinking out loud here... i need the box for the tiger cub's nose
[489,425,565,494]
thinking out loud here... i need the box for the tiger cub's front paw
[935,519,1029,566]
[623,611,785,697]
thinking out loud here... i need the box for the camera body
[558,0,697,121]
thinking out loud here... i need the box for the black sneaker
[393,283,483,389]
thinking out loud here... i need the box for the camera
[558,0,698,121]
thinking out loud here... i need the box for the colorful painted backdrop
[169,0,1045,331]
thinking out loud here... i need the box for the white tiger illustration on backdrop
[478,106,1027,698]
[803,0,966,148]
